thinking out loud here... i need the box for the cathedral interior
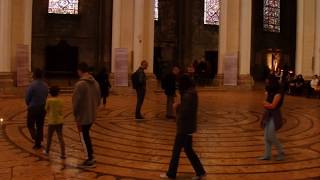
[0,0,320,179]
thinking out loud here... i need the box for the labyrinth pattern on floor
[0,90,320,179]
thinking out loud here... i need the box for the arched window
[204,0,220,25]
[154,0,159,21]
[263,0,280,33]
[48,0,79,14]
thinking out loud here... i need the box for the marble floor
[0,89,320,180]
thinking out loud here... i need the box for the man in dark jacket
[162,66,180,119]
[25,68,48,149]
[161,74,206,179]
[73,62,101,168]
[134,60,148,119]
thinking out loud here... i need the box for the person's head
[49,86,60,97]
[172,66,180,75]
[140,60,148,70]
[178,74,195,94]
[265,74,280,93]
[313,75,318,79]
[77,62,89,77]
[32,68,43,80]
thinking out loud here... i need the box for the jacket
[25,80,48,109]
[72,74,101,125]
[176,88,198,134]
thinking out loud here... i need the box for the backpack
[131,71,139,89]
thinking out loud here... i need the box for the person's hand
[77,123,82,132]
[173,102,180,111]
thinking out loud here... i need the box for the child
[43,86,65,159]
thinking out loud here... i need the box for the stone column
[315,0,320,75]
[144,0,154,73]
[295,0,304,75]
[239,0,253,86]
[0,0,13,88]
[0,0,12,73]
[217,0,227,75]
[111,0,121,73]
[24,0,33,71]
[133,0,145,71]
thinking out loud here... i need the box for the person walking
[73,62,101,168]
[161,66,180,119]
[259,74,285,161]
[25,68,48,149]
[96,67,111,108]
[161,74,206,180]
[133,60,148,119]
[43,86,65,159]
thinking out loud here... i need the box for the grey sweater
[72,74,101,125]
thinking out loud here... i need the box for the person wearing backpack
[133,60,148,119]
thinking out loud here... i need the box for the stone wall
[154,0,219,69]
[32,0,112,75]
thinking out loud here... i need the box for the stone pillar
[111,0,122,73]
[133,0,145,71]
[24,0,33,71]
[295,0,304,75]
[296,0,316,77]
[0,0,12,73]
[216,0,246,87]
[144,0,154,73]
[315,0,320,75]
[239,0,254,86]
[217,0,227,75]
[0,0,13,88]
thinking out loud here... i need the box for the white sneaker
[42,150,49,156]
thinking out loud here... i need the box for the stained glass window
[263,0,280,33]
[204,0,220,25]
[48,0,79,14]
[154,0,159,21]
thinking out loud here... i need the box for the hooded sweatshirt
[72,74,101,125]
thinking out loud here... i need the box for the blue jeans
[263,118,283,158]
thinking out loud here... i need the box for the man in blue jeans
[25,68,48,149]
[73,62,101,168]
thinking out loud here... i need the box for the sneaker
[135,116,144,119]
[257,156,270,160]
[276,153,285,161]
[192,174,206,180]
[33,144,42,149]
[60,154,66,159]
[78,159,96,168]
[42,150,49,156]
[160,173,175,179]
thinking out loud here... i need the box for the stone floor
[0,89,320,180]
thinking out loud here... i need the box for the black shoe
[33,144,42,149]
[166,115,176,119]
[135,116,144,119]
[78,158,96,168]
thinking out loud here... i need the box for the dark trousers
[46,124,65,156]
[167,134,206,178]
[101,95,107,105]
[27,106,46,146]
[80,124,93,160]
[135,88,146,117]
[166,95,175,117]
